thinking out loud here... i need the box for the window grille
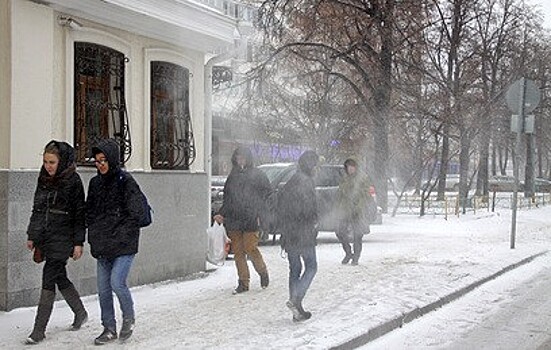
[74,42,132,165]
[150,61,196,170]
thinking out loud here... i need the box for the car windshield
[258,164,294,184]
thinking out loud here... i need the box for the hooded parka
[27,141,86,261]
[277,151,319,251]
[86,139,143,259]
[218,147,272,232]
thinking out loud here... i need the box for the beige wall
[6,0,207,172]
[11,0,55,169]
[0,1,11,169]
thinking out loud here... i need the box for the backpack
[118,172,153,228]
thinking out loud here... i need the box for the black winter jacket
[277,169,318,251]
[86,139,143,259]
[219,147,272,232]
[27,141,86,261]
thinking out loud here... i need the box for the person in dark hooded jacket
[277,150,319,322]
[213,147,271,294]
[25,140,88,344]
[86,139,144,345]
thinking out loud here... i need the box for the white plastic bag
[206,222,230,266]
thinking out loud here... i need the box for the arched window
[74,42,131,165]
[150,61,195,170]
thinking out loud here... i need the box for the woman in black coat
[25,140,87,344]
[86,138,144,345]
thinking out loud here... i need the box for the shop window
[74,42,131,165]
[150,61,195,170]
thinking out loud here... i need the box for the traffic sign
[506,79,541,114]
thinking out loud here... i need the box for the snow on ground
[1,206,550,349]
[362,252,551,349]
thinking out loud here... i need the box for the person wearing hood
[336,158,375,265]
[86,139,144,344]
[276,150,319,322]
[25,140,88,344]
[213,147,271,294]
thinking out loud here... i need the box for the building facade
[0,0,244,310]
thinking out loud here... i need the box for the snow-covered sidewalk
[1,207,550,349]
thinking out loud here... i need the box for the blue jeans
[287,246,317,305]
[97,255,135,330]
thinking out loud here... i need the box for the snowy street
[363,253,551,349]
[1,206,551,349]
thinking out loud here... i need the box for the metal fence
[389,192,551,218]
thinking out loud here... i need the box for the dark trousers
[42,259,72,291]
[287,246,317,305]
[337,220,369,259]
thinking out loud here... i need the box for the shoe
[351,259,359,266]
[260,273,269,289]
[232,281,249,295]
[25,334,44,345]
[297,303,312,321]
[341,254,353,264]
[119,318,135,341]
[286,300,301,320]
[59,285,88,331]
[94,327,117,345]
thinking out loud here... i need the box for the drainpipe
[204,28,242,223]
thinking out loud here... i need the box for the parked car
[210,175,226,218]
[489,175,524,192]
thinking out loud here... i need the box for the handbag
[33,247,44,263]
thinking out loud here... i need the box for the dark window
[74,42,131,165]
[150,61,195,170]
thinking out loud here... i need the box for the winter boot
[341,254,353,265]
[297,303,312,320]
[286,300,311,322]
[25,289,56,344]
[232,280,249,295]
[119,318,135,341]
[341,242,353,264]
[59,285,88,330]
[260,272,269,289]
[94,327,117,345]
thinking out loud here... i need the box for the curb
[330,250,549,350]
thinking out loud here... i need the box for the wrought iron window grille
[74,42,132,166]
[150,61,196,170]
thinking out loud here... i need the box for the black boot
[59,285,88,330]
[26,289,56,344]
[260,272,269,289]
[341,242,353,264]
[232,280,249,295]
[341,254,353,264]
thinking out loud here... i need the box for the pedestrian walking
[277,150,319,322]
[213,147,271,294]
[25,140,88,344]
[86,139,144,345]
[336,158,375,265]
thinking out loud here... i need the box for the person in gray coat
[277,150,319,322]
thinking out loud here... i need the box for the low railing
[389,192,551,218]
